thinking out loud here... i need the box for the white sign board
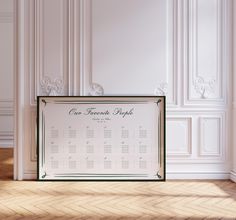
[37,97,165,180]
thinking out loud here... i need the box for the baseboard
[23,172,37,180]
[167,172,230,180]
[22,172,230,180]
[230,171,236,182]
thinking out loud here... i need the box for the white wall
[0,0,14,148]
[15,0,232,180]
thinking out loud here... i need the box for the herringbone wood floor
[0,148,13,180]
[0,149,236,219]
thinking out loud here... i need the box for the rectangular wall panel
[166,118,192,156]
[33,0,69,103]
[81,0,177,105]
[199,116,222,156]
[185,0,225,103]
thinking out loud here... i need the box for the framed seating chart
[37,96,165,180]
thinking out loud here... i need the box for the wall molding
[166,111,227,164]
[0,100,14,147]
[167,171,229,180]
[23,172,37,180]
[89,83,104,96]
[68,0,80,96]
[40,76,64,96]
[0,144,13,148]
[80,0,178,105]
[0,12,13,23]
[167,158,228,164]
[199,116,222,157]
[0,131,13,136]
[30,0,69,105]
[154,83,168,96]
[30,110,37,162]
[79,0,91,96]
[230,171,236,183]
[28,0,81,100]
[183,0,227,106]
[23,171,230,180]
[194,76,216,99]
[0,110,14,115]
[166,0,178,106]
[14,0,26,180]
[0,100,14,113]
[0,8,15,150]
[166,117,192,157]
[0,131,14,147]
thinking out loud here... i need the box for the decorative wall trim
[183,0,226,105]
[230,171,236,183]
[29,0,36,105]
[190,0,221,99]
[68,0,80,96]
[199,116,223,157]
[40,76,64,96]
[0,96,14,146]
[166,0,178,106]
[167,158,227,164]
[30,111,37,161]
[30,0,69,104]
[23,172,37,180]
[89,83,104,96]
[0,12,13,23]
[167,171,229,180]
[0,144,13,148]
[22,171,230,180]
[166,111,227,164]
[166,117,192,156]
[194,77,216,99]
[80,0,178,105]
[0,109,13,115]
[0,131,13,135]
[0,100,14,114]
[0,131,14,147]
[154,83,168,96]
[79,0,106,96]
[14,0,25,180]
[79,0,91,96]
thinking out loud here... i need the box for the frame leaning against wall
[37,96,166,181]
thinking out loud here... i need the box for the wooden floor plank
[0,149,236,219]
[0,148,13,180]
